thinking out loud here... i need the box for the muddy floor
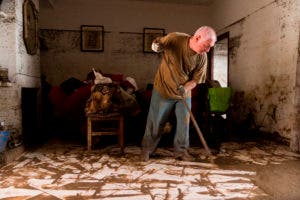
[0,140,300,199]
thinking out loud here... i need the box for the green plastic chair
[208,87,232,114]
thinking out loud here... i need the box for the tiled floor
[0,140,300,199]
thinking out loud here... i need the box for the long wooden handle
[162,53,213,161]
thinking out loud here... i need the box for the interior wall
[291,19,300,152]
[0,0,40,147]
[39,0,211,89]
[210,0,275,31]
[0,0,16,78]
[39,0,300,144]
[15,0,40,88]
[210,0,300,140]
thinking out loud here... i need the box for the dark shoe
[175,151,195,162]
[140,150,150,162]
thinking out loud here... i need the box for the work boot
[140,150,150,162]
[174,150,195,162]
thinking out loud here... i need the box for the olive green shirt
[153,32,207,99]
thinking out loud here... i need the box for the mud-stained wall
[291,19,300,152]
[39,0,210,89]
[40,30,162,89]
[0,0,16,74]
[210,0,299,139]
[0,0,40,146]
[15,0,40,88]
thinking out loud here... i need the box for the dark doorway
[22,87,42,147]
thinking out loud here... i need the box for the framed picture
[23,0,38,55]
[143,28,165,53]
[81,25,104,52]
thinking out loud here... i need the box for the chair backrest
[208,87,232,113]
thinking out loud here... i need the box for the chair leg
[119,114,124,153]
[87,117,92,151]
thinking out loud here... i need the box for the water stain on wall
[231,74,292,137]
[40,29,80,53]
[112,33,142,55]
[229,35,242,63]
[0,14,15,23]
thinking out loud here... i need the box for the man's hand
[177,80,197,97]
[151,42,160,52]
[177,85,186,97]
[151,37,163,52]
[184,80,197,91]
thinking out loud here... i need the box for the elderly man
[141,26,217,162]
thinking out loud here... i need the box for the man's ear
[195,34,202,42]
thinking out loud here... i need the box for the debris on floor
[0,140,300,199]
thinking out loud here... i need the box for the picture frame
[23,0,38,55]
[81,25,104,52]
[143,28,165,53]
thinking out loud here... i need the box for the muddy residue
[39,29,80,52]
[229,35,242,62]
[230,74,293,137]
[4,142,298,199]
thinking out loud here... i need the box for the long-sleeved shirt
[153,32,207,99]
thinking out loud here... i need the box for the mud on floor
[0,141,300,199]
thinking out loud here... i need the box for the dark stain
[214,157,246,165]
[29,194,62,200]
[275,0,293,9]
[67,162,86,171]
[39,36,48,51]
[177,188,184,200]
[196,172,223,197]
[39,29,80,52]
[2,16,15,23]
[230,75,292,136]
[140,183,154,198]
[65,194,89,200]
[229,35,242,62]
[61,182,105,190]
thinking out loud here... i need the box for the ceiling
[41,0,215,9]
[41,0,215,7]
[132,0,215,5]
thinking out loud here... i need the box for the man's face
[195,37,215,54]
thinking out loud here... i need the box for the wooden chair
[86,112,124,152]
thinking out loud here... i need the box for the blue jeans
[141,89,191,156]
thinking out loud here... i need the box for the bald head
[189,26,217,54]
[194,26,217,43]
